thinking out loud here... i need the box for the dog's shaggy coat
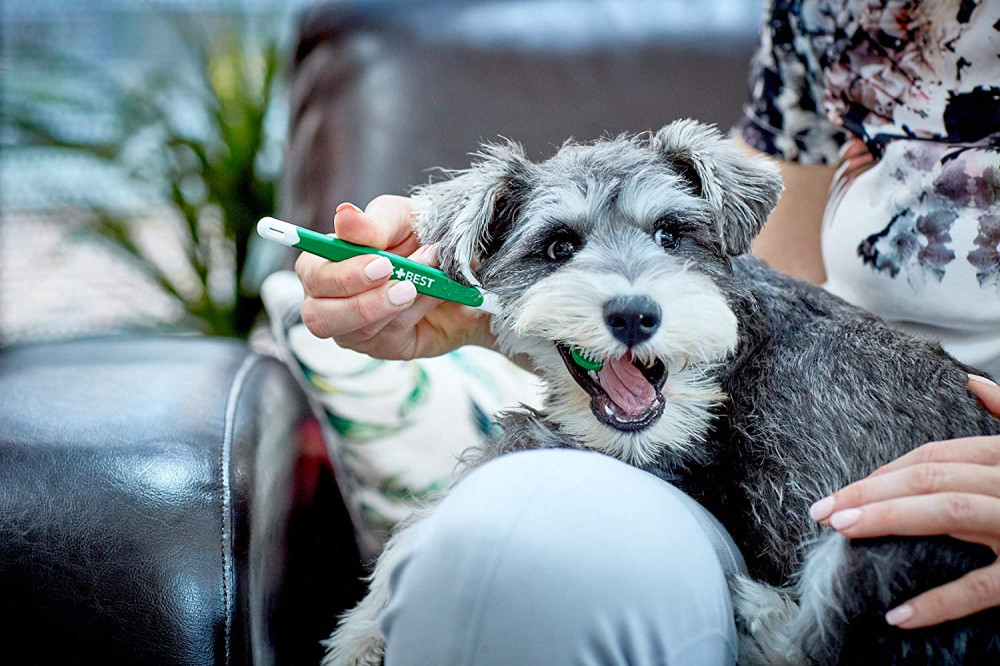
[324,121,1000,666]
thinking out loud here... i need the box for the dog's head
[412,120,782,466]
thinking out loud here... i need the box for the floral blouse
[740,0,1000,377]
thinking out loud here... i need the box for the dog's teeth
[604,404,613,416]
[589,370,599,382]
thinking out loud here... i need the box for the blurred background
[1,0,764,345]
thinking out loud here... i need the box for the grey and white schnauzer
[324,120,1000,666]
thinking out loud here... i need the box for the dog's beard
[498,260,739,466]
[541,348,730,466]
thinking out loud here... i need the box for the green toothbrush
[258,216,608,370]
[571,347,604,371]
[257,217,499,313]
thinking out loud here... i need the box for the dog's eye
[546,237,577,261]
[653,224,680,250]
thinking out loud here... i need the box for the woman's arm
[738,139,836,285]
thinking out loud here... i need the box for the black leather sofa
[0,1,759,663]
[0,337,364,665]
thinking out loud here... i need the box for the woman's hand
[808,375,1000,629]
[294,195,495,360]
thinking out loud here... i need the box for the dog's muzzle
[556,344,668,431]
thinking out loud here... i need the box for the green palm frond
[3,8,286,338]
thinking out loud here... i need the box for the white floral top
[740,0,1000,377]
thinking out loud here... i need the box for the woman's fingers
[296,253,394,298]
[333,309,408,348]
[300,280,417,339]
[969,374,1000,414]
[869,436,1000,477]
[373,245,445,329]
[824,492,1000,548]
[334,196,419,255]
[885,560,1000,629]
[810,462,1000,521]
[336,244,443,340]
[335,293,445,349]
[296,240,435,300]
[298,238,444,344]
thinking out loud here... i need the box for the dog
[322,120,1000,665]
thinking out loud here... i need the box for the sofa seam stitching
[220,352,264,666]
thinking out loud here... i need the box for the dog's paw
[321,623,386,666]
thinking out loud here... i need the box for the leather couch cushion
[0,336,363,664]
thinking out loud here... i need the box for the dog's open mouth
[556,345,667,431]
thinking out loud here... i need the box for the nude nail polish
[387,281,417,306]
[809,496,835,521]
[364,256,393,281]
[830,508,861,530]
[969,374,998,387]
[885,604,913,626]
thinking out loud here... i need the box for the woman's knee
[380,449,739,665]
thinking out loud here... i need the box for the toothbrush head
[570,347,603,371]
[478,291,502,315]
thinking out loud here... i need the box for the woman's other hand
[808,375,1000,629]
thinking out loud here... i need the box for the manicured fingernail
[809,496,835,521]
[387,281,417,306]
[417,244,439,267]
[408,245,430,262]
[364,256,393,281]
[336,202,363,214]
[830,508,861,530]
[969,374,998,387]
[885,604,913,626]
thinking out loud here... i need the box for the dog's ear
[411,141,531,287]
[650,120,783,256]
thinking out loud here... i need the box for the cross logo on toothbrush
[389,266,437,288]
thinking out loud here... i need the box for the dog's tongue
[598,353,656,414]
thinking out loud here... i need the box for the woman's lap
[379,448,744,665]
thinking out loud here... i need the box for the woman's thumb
[333,196,415,250]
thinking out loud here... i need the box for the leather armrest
[0,336,364,664]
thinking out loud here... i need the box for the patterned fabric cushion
[261,271,542,558]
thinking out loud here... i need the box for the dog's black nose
[603,296,661,347]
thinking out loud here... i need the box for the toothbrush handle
[292,227,485,308]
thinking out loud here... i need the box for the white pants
[379,449,745,665]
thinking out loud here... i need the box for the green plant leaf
[6,7,286,338]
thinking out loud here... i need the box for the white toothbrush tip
[257,217,300,246]
[479,292,501,315]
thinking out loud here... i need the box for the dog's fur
[323,120,1000,665]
